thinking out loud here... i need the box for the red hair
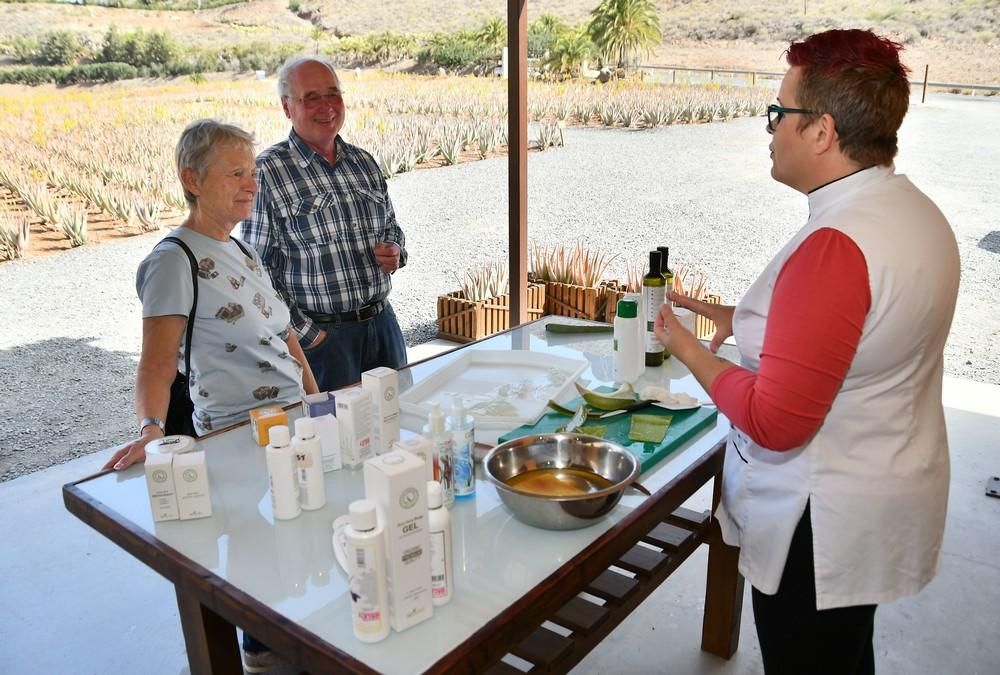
[785,30,910,166]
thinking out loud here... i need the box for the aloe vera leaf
[577,424,608,438]
[544,323,614,334]
[573,382,637,411]
[560,403,588,433]
[628,414,673,443]
[547,400,577,416]
[547,400,603,419]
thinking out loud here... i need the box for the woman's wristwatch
[139,417,165,435]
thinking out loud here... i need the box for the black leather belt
[305,301,383,323]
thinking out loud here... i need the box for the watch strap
[139,417,165,434]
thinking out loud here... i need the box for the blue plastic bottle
[449,395,475,498]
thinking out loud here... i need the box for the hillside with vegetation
[0,0,997,83]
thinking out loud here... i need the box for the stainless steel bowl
[483,433,642,530]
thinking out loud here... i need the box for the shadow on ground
[977,231,1000,254]
[0,337,137,481]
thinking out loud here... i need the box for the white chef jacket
[715,165,960,610]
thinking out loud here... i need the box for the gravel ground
[1,92,997,482]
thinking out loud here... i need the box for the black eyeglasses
[285,90,344,109]
[766,104,819,132]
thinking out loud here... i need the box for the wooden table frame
[64,445,743,674]
[63,330,744,674]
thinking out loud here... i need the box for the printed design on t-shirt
[194,408,213,431]
[228,275,246,290]
[224,343,237,353]
[215,303,245,324]
[252,292,272,318]
[197,257,219,280]
[258,360,275,372]
[259,335,273,346]
[253,385,280,400]
[198,386,209,398]
[244,256,259,275]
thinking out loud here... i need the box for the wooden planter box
[543,280,608,321]
[436,283,545,344]
[602,281,628,323]
[695,294,721,339]
[604,288,722,340]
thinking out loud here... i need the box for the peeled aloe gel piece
[628,414,672,443]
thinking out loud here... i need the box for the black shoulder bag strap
[162,236,199,385]
[161,235,251,382]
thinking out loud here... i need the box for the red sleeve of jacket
[709,227,871,451]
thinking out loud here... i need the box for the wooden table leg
[176,584,243,675]
[701,474,745,658]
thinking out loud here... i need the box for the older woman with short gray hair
[106,118,318,471]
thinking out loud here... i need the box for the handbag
[159,236,254,437]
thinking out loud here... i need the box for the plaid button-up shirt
[242,131,407,345]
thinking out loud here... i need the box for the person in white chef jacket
[655,29,960,675]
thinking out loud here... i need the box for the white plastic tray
[399,350,588,430]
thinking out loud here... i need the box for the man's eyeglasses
[766,104,819,132]
[286,90,343,109]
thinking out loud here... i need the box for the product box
[250,406,289,446]
[362,367,401,454]
[391,436,434,482]
[145,452,179,522]
[363,451,433,632]
[303,391,338,418]
[312,413,342,472]
[172,450,213,520]
[337,387,375,469]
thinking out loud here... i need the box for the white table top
[76,317,733,674]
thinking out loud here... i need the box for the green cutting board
[498,393,718,474]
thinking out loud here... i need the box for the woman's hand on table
[668,291,735,354]
[103,426,164,471]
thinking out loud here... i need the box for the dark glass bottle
[642,250,666,366]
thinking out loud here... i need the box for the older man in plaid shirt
[242,55,408,393]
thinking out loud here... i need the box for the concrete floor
[1,363,997,675]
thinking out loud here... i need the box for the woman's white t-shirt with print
[136,227,304,434]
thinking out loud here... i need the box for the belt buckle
[358,303,377,321]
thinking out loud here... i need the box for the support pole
[922,64,929,103]
[508,0,528,326]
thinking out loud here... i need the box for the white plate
[399,350,588,430]
[650,392,702,411]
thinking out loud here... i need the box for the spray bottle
[448,395,475,498]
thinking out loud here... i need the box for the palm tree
[544,29,594,79]
[478,16,508,61]
[587,0,661,72]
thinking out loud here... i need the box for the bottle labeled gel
[344,500,390,643]
[426,481,454,606]
[265,425,300,521]
[293,417,326,511]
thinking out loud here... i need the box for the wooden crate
[604,288,721,341]
[436,283,545,343]
[543,281,606,321]
[695,294,721,340]
[602,281,629,323]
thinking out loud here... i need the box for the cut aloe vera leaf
[628,413,673,443]
[573,382,637,411]
[577,424,608,438]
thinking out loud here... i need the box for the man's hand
[374,241,401,274]
[307,328,327,350]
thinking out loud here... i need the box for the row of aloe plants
[0,74,771,256]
